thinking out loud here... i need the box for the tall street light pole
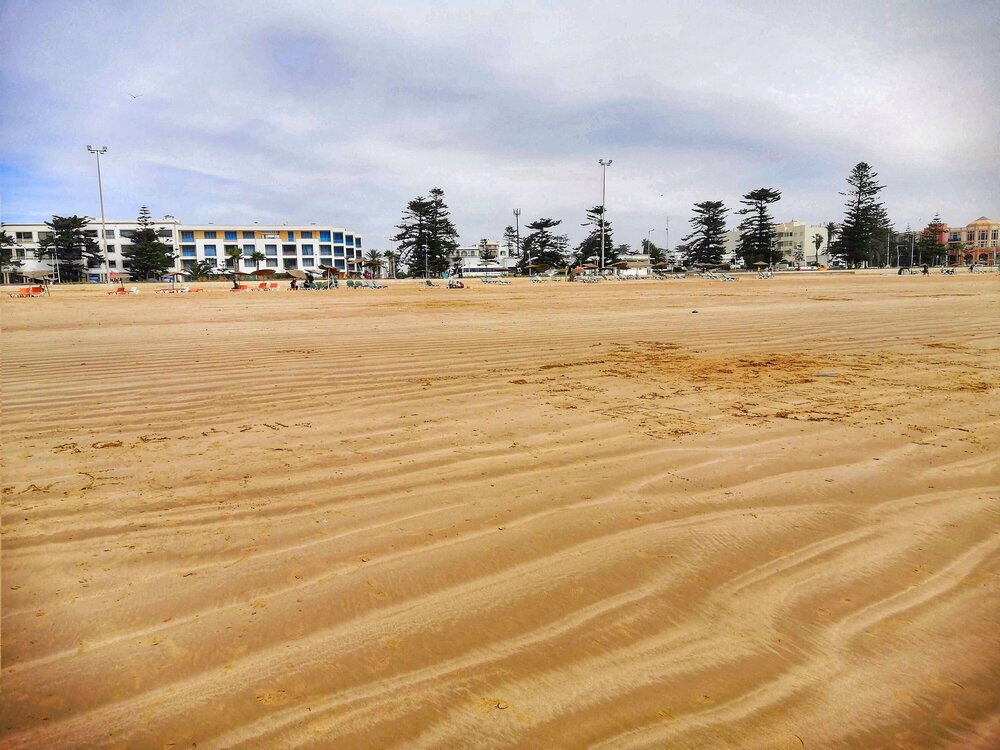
[513,208,522,273]
[86,145,110,282]
[598,159,612,270]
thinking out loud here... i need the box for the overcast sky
[2,0,998,249]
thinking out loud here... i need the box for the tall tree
[518,218,568,271]
[502,225,519,259]
[225,245,243,272]
[383,250,399,279]
[824,221,838,250]
[123,206,175,279]
[812,233,825,265]
[249,250,266,268]
[572,205,617,266]
[735,188,782,266]
[187,259,218,280]
[478,239,497,264]
[35,215,102,281]
[1,229,22,283]
[832,162,888,267]
[917,213,948,266]
[681,201,728,267]
[642,238,665,265]
[365,248,384,277]
[392,188,459,276]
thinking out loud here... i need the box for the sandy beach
[2,272,998,749]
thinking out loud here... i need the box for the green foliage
[832,163,889,267]
[36,215,101,281]
[917,213,948,266]
[185,259,218,279]
[478,239,497,264]
[224,245,243,272]
[681,201,728,267]
[122,206,175,279]
[642,238,665,264]
[572,205,617,266]
[502,225,519,259]
[392,187,459,277]
[1,229,22,275]
[249,251,266,268]
[518,218,569,271]
[735,188,782,266]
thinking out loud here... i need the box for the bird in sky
[128,93,142,99]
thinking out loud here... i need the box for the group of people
[289,273,339,290]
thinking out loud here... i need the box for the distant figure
[290,279,298,290]
[232,278,240,289]
[922,264,929,275]
[304,273,314,289]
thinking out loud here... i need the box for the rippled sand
[2,273,998,749]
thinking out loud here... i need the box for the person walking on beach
[290,278,298,290]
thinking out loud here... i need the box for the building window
[301,230,313,239]
[204,244,217,257]
[286,231,295,241]
[301,244,314,256]
[319,244,332,256]
[243,231,255,239]
[333,232,344,244]
[157,229,173,239]
[243,244,255,256]
[204,230,217,239]
[265,258,278,267]
[355,237,362,248]
[282,244,296,255]
[119,229,135,239]
[284,258,298,269]
[967,231,974,241]
[334,247,345,257]
[346,235,354,247]
[334,259,345,269]
[104,229,116,238]
[978,231,987,241]
[224,231,238,241]
[107,245,117,254]
[181,231,194,242]
[319,231,331,242]
[265,245,277,256]
[181,246,197,258]
[15,231,33,241]
[109,260,119,268]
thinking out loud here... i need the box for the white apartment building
[3,216,365,279]
[723,221,830,266]
[451,239,517,276]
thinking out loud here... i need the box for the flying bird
[129,93,142,99]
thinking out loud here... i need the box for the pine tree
[123,206,175,279]
[681,201,728,267]
[1,229,22,283]
[735,188,782,266]
[572,205,617,266]
[917,213,948,267]
[392,188,459,277]
[502,225,519,259]
[517,218,568,271]
[36,215,102,281]
[832,162,888,267]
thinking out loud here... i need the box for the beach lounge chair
[108,286,139,295]
[9,285,45,297]
[269,282,279,290]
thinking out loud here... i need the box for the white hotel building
[3,215,365,278]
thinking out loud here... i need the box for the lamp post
[513,208,522,273]
[86,145,110,282]
[598,159,612,270]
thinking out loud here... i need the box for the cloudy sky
[1,0,997,250]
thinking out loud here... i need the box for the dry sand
[1,272,998,749]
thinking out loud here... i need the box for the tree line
[391,163,954,277]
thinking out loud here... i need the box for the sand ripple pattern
[2,275,999,749]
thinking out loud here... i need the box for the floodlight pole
[598,159,612,270]
[87,146,110,282]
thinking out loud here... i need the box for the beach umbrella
[162,269,190,290]
[286,268,307,279]
[251,268,276,279]
[25,270,55,294]
[753,261,769,267]
[110,270,133,290]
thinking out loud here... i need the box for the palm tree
[249,250,265,268]
[188,259,217,280]
[365,249,384,278]
[224,245,242,274]
[812,233,824,265]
